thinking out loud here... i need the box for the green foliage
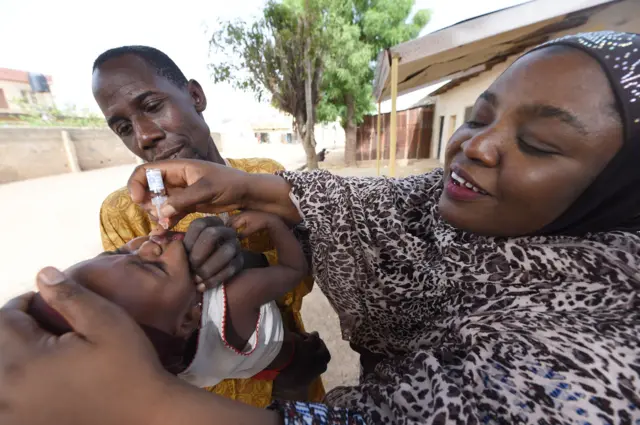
[209,0,326,122]
[318,0,430,127]
[10,98,106,127]
[355,0,430,55]
[207,0,429,166]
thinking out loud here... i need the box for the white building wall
[429,60,514,161]
[429,0,640,162]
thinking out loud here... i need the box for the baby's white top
[178,284,284,388]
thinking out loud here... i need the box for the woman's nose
[461,129,501,168]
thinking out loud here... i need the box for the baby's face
[66,232,199,337]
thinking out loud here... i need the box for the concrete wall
[0,127,137,183]
[429,0,640,161]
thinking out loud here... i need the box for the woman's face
[66,233,199,337]
[440,47,624,236]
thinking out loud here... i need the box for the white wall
[430,60,514,161]
[429,0,640,162]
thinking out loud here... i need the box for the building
[0,68,54,120]
[373,0,640,164]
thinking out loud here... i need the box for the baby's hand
[228,211,283,239]
[184,217,243,292]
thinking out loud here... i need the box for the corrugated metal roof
[373,0,620,101]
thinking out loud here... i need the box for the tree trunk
[302,13,319,170]
[344,94,357,166]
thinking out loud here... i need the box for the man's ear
[175,302,202,339]
[187,79,207,113]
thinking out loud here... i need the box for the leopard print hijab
[277,32,640,425]
[283,168,639,424]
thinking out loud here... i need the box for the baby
[28,211,306,388]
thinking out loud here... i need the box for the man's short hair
[93,45,188,88]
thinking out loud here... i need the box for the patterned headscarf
[532,31,640,235]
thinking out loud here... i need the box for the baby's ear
[175,302,202,339]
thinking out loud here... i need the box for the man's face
[92,54,213,162]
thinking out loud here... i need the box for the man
[92,46,325,406]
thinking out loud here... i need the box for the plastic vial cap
[146,169,165,193]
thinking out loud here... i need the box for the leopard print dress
[280,168,640,425]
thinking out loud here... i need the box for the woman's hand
[128,160,250,229]
[127,159,301,228]
[0,267,172,425]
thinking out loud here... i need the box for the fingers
[0,292,35,313]
[197,253,244,291]
[228,211,269,238]
[0,293,51,358]
[159,177,218,219]
[36,267,148,347]
[128,163,155,204]
[183,216,225,253]
[185,223,237,270]
[128,161,191,204]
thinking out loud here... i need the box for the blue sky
[0,0,527,127]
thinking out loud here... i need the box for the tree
[209,0,329,169]
[318,0,430,165]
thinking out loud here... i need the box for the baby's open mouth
[150,231,185,244]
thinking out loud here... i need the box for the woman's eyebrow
[519,103,588,136]
[480,90,588,135]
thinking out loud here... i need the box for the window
[437,116,445,159]
[464,106,473,122]
[448,115,458,139]
[0,89,8,109]
[19,90,38,105]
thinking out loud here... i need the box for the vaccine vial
[145,168,169,229]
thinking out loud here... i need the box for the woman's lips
[444,178,485,201]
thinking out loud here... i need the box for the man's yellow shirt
[99,157,323,407]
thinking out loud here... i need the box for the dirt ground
[0,145,441,391]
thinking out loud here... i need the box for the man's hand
[183,216,270,292]
[0,267,171,425]
[184,216,244,291]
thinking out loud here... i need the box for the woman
[2,31,639,424]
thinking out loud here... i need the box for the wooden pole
[376,101,382,176]
[389,54,400,177]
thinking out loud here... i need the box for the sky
[0,0,528,128]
